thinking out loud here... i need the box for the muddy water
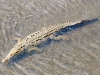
[0,0,100,75]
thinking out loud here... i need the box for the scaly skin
[1,20,81,63]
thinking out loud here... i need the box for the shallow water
[0,0,100,75]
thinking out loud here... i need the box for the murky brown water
[0,0,100,75]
